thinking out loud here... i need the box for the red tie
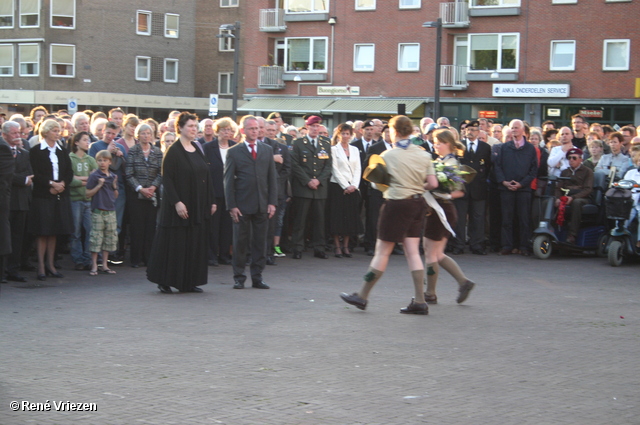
[249,143,256,160]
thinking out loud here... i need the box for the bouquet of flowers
[433,162,472,193]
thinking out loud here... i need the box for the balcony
[258,66,286,89]
[440,65,468,90]
[440,2,469,27]
[259,9,286,32]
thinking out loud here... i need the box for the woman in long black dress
[147,112,216,294]
[29,119,74,280]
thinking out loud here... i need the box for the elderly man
[198,118,216,144]
[0,122,15,284]
[554,148,594,244]
[547,127,575,177]
[267,112,293,146]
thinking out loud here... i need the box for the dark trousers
[451,196,486,251]
[367,190,384,246]
[210,197,232,261]
[567,198,589,237]
[500,190,532,251]
[7,210,27,275]
[128,196,157,266]
[232,212,269,283]
[488,183,502,250]
[292,197,326,252]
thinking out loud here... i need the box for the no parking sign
[209,94,218,116]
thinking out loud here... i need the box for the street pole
[232,21,241,122]
[433,18,442,120]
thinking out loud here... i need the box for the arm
[290,142,314,186]
[125,150,142,191]
[547,146,563,169]
[223,149,237,211]
[573,169,594,199]
[518,147,539,189]
[279,143,291,181]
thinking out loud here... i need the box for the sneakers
[273,246,285,257]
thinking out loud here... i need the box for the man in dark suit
[267,112,293,147]
[290,115,332,259]
[224,115,277,289]
[366,129,394,254]
[2,122,33,281]
[0,123,16,284]
[351,120,377,254]
[451,120,492,255]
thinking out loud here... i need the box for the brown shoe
[424,293,438,305]
[400,298,429,315]
[457,280,475,304]
[340,292,367,310]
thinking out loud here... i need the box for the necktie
[470,142,475,154]
[12,148,17,158]
[249,143,256,160]
[311,139,316,149]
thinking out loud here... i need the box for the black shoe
[218,257,232,265]
[457,280,475,304]
[366,249,375,256]
[181,286,203,293]
[392,247,404,255]
[340,292,367,310]
[21,263,36,272]
[45,268,64,278]
[233,280,245,289]
[158,285,173,294]
[252,281,270,289]
[37,274,46,281]
[471,249,487,255]
[208,259,219,266]
[314,250,328,259]
[400,298,429,315]
[266,256,276,266]
[292,251,302,259]
[131,263,140,268]
[6,274,28,282]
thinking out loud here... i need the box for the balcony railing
[440,65,468,89]
[258,66,286,89]
[259,9,286,32]
[440,2,469,27]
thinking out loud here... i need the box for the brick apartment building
[1,0,638,129]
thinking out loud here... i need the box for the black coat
[10,146,32,211]
[0,140,14,256]
[461,139,492,201]
[203,138,236,199]
[29,142,73,199]
[263,137,291,201]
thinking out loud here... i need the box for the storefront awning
[238,97,335,114]
[321,98,426,114]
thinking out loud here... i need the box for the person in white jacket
[622,149,640,249]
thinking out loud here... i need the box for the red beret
[305,115,322,126]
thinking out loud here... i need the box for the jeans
[71,200,92,265]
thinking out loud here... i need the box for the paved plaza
[0,251,638,425]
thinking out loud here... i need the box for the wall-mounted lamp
[293,74,302,82]
[328,17,337,25]
[490,71,499,79]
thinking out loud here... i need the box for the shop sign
[547,108,561,117]
[579,109,603,119]
[493,84,570,98]
[317,86,360,96]
[478,111,498,119]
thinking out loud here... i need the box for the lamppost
[422,18,442,119]
[216,22,241,121]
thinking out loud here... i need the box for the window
[50,44,75,77]
[0,0,14,28]
[469,33,518,72]
[20,0,39,27]
[399,0,420,9]
[51,0,75,29]
[218,28,234,52]
[285,37,327,72]
[0,44,13,76]
[603,39,630,71]
[136,10,151,35]
[354,44,374,71]
[550,40,575,71]
[219,72,233,95]
[551,0,577,3]
[135,56,150,81]
[356,0,375,10]
[164,13,178,38]
[398,43,419,71]
[286,0,328,13]
[164,58,178,83]
[19,43,39,76]
[471,0,520,6]
[220,0,238,6]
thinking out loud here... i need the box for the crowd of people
[0,105,638,313]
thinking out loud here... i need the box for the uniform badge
[317,149,329,160]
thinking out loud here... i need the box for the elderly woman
[147,112,216,294]
[29,119,74,280]
[341,115,439,315]
[329,123,363,257]
[91,117,108,142]
[125,123,163,268]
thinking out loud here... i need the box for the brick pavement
[0,252,638,424]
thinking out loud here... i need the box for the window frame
[284,36,328,73]
[0,0,14,29]
[49,43,75,78]
[549,40,576,71]
[470,0,520,6]
[397,42,420,71]
[135,55,151,81]
[218,28,235,52]
[602,39,630,71]
[19,42,39,76]
[50,0,76,29]
[164,58,178,83]
[399,0,420,9]
[220,0,239,7]
[136,10,151,36]
[353,43,375,72]
[285,0,329,14]
[218,72,233,95]
[0,43,14,77]
[20,0,40,28]
[164,13,179,38]
[355,0,376,10]
[467,32,520,73]
[551,0,577,4]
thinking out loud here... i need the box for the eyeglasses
[568,156,580,160]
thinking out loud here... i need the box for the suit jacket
[290,135,332,199]
[0,139,15,256]
[366,141,389,194]
[262,137,291,201]
[224,141,277,215]
[461,139,492,201]
[203,138,236,199]
[330,144,361,189]
[10,145,32,211]
[29,141,73,199]
[350,138,376,193]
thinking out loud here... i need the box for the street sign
[209,94,219,116]
[68,98,78,114]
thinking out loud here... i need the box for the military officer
[290,115,332,259]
